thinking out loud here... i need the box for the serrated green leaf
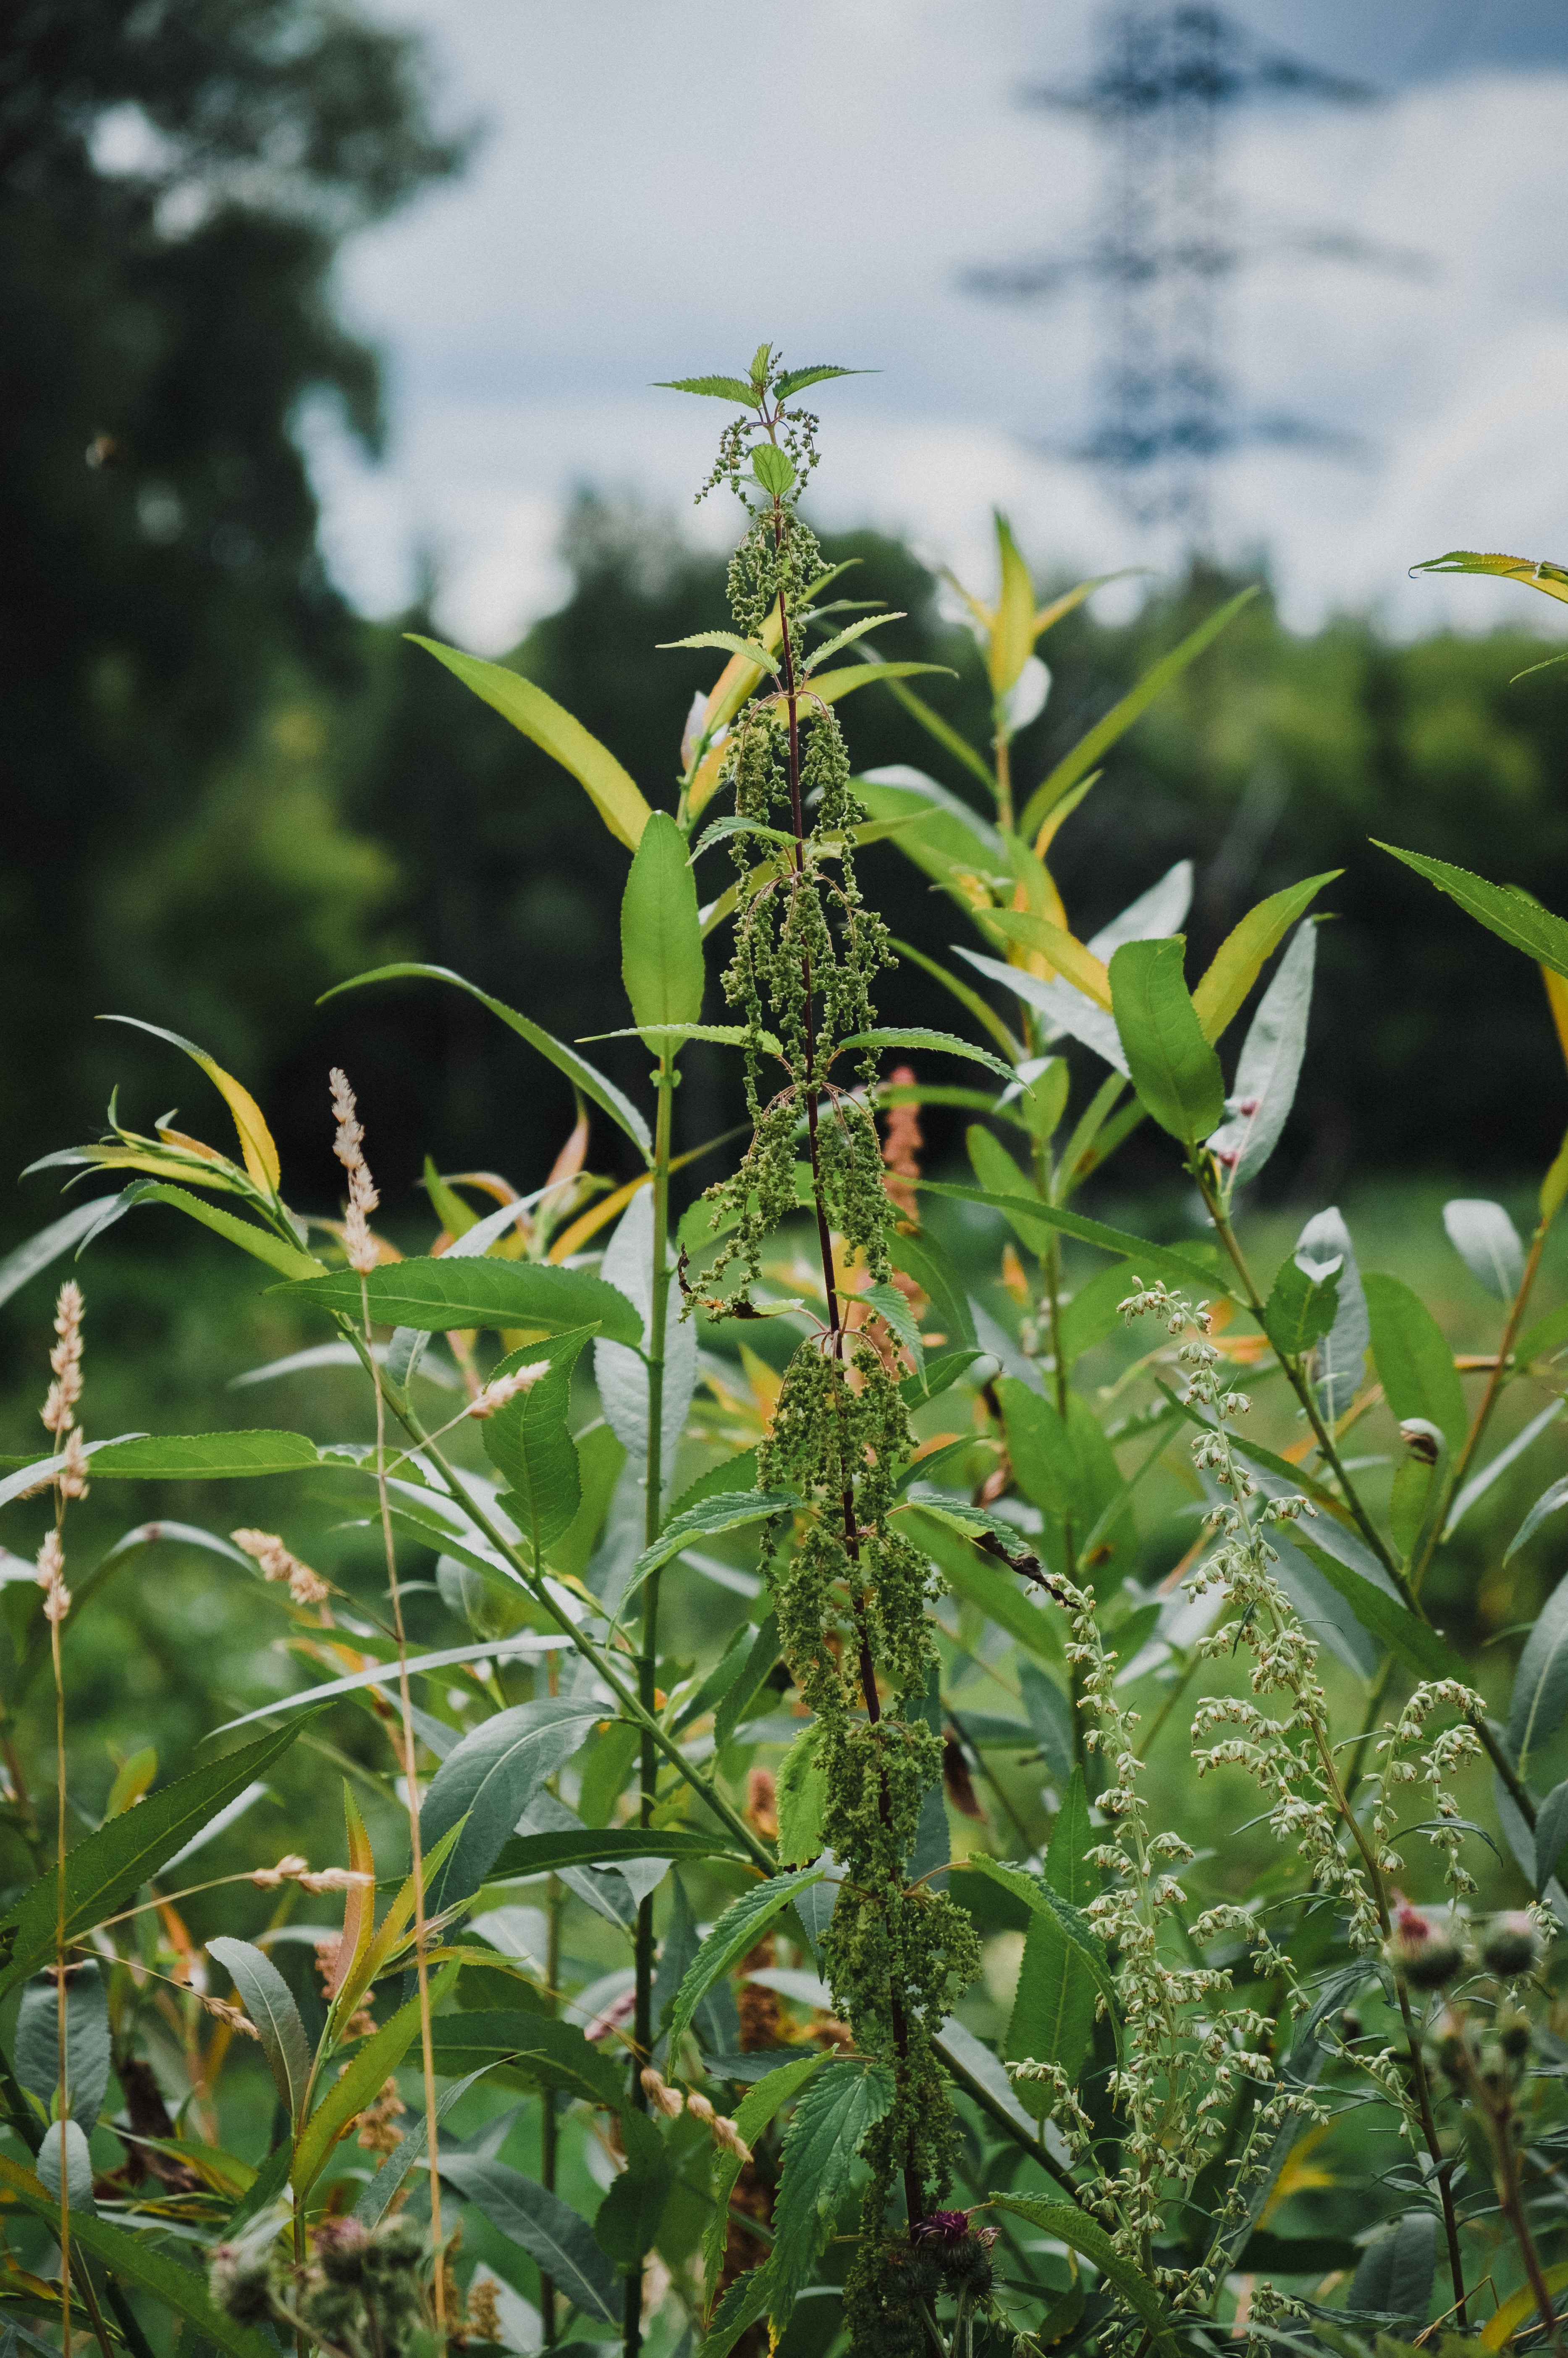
[836,1026,1017,1085]
[437,2155,620,2322]
[769,2059,896,2321]
[666,1868,824,2055]
[1374,841,1568,980]
[803,611,902,675]
[1410,548,1568,603]
[409,637,651,851]
[321,963,652,1159]
[625,1488,801,1596]
[654,374,762,405]
[0,1725,297,1998]
[751,444,795,498]
[859,1280,925,1388]
[985,2195,1177,2353]
[774,364,869,399]
[658,630,777,674]
[279,1255,642,1345]
[703,2051,827,2302]
[775,1721,827,1866]
[621,810,705,1042]
[1109,937,1225,1147]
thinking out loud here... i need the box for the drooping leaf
[1294,1553,1465,1685]
[15,1960,110,2127]
[1365,1272,1468,1457]
[957,942,1129,1073]
[409,637,651,850]
[1109,937,1225,1148]
[768,2059,897,2321]
[665,1868,826,2056]
[1409,548,1568,603]
[480,1327,597,1563]
[834,1026,1017,1085]
[658,629,777,673]
[981,909,1113,1007]
[487,1827,730,1880]
[419,1700,602,1911]
[1506,1474,1568,1562]
[1442,1198,1525,1304]
[1446,1398,1565,1538]
[427,2011,624,2109]
[1018,588,1257,839]
[118,1182,321,1277]
[436,2154,620,2323]
[858,1280,924,1388]
[212,1635,565,1736]
[0,1724,297,1998]
[323,962,652,1158]
[626,1489,800,1593]
[1375,841,1568,980]
[654,373,762,406]
[1262,1251,1343,1359]
[1206,921,1317,1191]
[280,1254,642,1344]
[1190,873,1339,1042]
[0,1196,134,1311]
[86,1430,323,1479]
[1509,1568,1568,1771]
[905,1512,1062,1666]
[100,1015,282,1194]
[985,2195,1178,2354]
[206,1937,313,2120]
[593,2108,674,2271]
[961,1857,1120,2033]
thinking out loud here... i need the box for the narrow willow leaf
[425,2011,625,2109]
[409,637,651,851]
[626,1488,800,1593]
[1206,922,1316,1192]
[858,764,1007,884]
[795,659,953,707]
[354,2067,493,2227]
[281,1254,642,1345]
[768,2059,896,2321]
[437,2155,620,2323]
[291,1975,446,2195]
[1506,1474,1568,1562]
[985,2195,1178,2354]
[1374,840,1568,980]
[206,1937,313,2120]
[1018,587,1256,839]
[1442,1198,1525,1303]
[330,1787,376,2009]
[16,1961,110,2127]
[1536,1780,1568,1896]
[1480,2264,1568,2352]
[0,1723,297,1998]
[119,1182,320,1277]
[87,1430,323,1479]
[487,1826,730,1880]
[998,1378,1079,1524]
[1190,872,1339,1042]
[211,1635,565,1736]
[665,1868,825,2055]
[988,511,1036,693]
[956,942,1128,1073]
[419,1700,602,1910]
[1409,548,1568,604]
[1261,1252,1342,1359]
[1446,1399,1564,1538]
[1295,1206,1369,1422]
[594,1187,696,1501]
[1365,1271,1468,1457]
[1295,1551,1465,1684]
[981,909,1113,1007]
[888,1225,978,1350]
[919,1181,1236,1303]
[100,1014,282,1193]
[1088,860,1196,960]
[1109,937,1225,1147]
[0,1196,134,1311]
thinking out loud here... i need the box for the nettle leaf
[1365,1272,1468,1458]
[1375,841,1568,980]
[703,2051,827,2303]
[627,1488,801,1595]
[420,1700,602,1910]
[1109,937,1225,1148]
[437,2155,620,2323]
[1206,921,1317,1192]
[665,1868,826,2055]
[836,1026,1017,1085]
[1262,1251,1343,1359]
[658,629,777,675]
[804,611,904,675]
[859,1279,925,1387]
[654,373,762,406]
[0,1723,297,1998]
[281,1255,642,1345]
[986,2195,1178,2355]
[1442,1197,1525,1304]
[775,1721,827,1866]
[774,363,869,399]
[1410,548,1568,604]
[769,2059,896,2321]
[961,1857,1120,2038]
[750,443,796,498]
[206,1937,313,2120]
[1509,1567,1568,1772]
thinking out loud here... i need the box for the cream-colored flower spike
[329,1066,381,1275]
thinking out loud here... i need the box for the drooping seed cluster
[231,1527,330,1608]
[329,1066,380,1275]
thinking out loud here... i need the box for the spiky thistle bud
[1481,1910,1542,1979]
[1386,1901,1466,1990]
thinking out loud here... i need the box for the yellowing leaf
[102,1017,281,1194]
[984,911,1112,1009]
[409,635,653,851]
[1543,964,1568,1078]
[1190,872,1339,1043]
[1411,549,1568,606]
[1481,2262,1568,2348]
[1031,771,1099,860]
[1256,2120,1336,2224]
[989,513,1036,694]
[1031,569,1152,643]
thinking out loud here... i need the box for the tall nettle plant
[11,382,1568,2358]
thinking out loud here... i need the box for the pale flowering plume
[230,1528,330,1608]
[468,1361,551,1419]
[640,2067,684,2119]
[35,1528,70,1624]
[879,1064,923,1224]
[329,1066,381,1276]
[297,1867,374,1895]
[250,1852,311,1890]
[199,1994,260,2041]
[58,1429,90,1502]
[40,1280,84,1439]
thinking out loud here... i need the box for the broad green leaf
[769,2059,896,2321]
[705,2266,776,2358]
[480,1327,598,1561]
[1298,1551,1465,1684]
[1007,1899,1094,2091]
[409,636,651,850]
[857,766,1004,887]
[965,1124,1037,1252]
[1348,2211,1435,2331]
[626,1488,801,1592]
[1206,921,1317,1193]
[620,810,705,1040]
[1018,588,1257,839]
[119,1182,321,1277]
[1191,873,1339,1042]
[16,1960,110,2127]
[989,512,1036,694]
[437,2154,620,2323]
[660,629,776,673]
[206,1937,313,2120]
[776,1721,827,1866]
[666,1868,825,2055]
[1374,840,1568,980]
[859,1280,924,1388]
[751,443,795,498]
[1109,937,1225,1147]
[774,363,868,399]
[280,1254,642,1344]
[1365,1271,1468,1457]
[87,1430,323,1479]
[36,2117,94,2211]
[0,1724,297,1998]
[986,2195,1178,2354]
[1046,1765,1095,1907]
[998,1378,1079,1524]
[292,1973,451,2195]
[426,2011,624,2108]
[920,1181,1235,1303]
[100,1014,282,1194]
[322,962,651,1159]
[1262,1251,1343,1359]
[888,1225,978,1348]
[420,1700,602,1911]
[1442,1198,1525,1304]
[835,1025,1017,1085]
[655,373,761,405]
[981,909,1113,1008]
[1019,1659,1075,1779]
[1506,1474,1568,1562]
[1509,1568,1568,1771]
[211,1635,566,1736]
[961,1857,1119,2033]
[703,2051,827,2302]
[1410,548,1568,605]
[593,2108,673,2271]
[0,2154,274,2358]
[1515,1297,1568,1370]
[488,1827,730,1880]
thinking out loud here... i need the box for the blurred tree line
[8,0,1568,1261]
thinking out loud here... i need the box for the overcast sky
[306,0,1568,652]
